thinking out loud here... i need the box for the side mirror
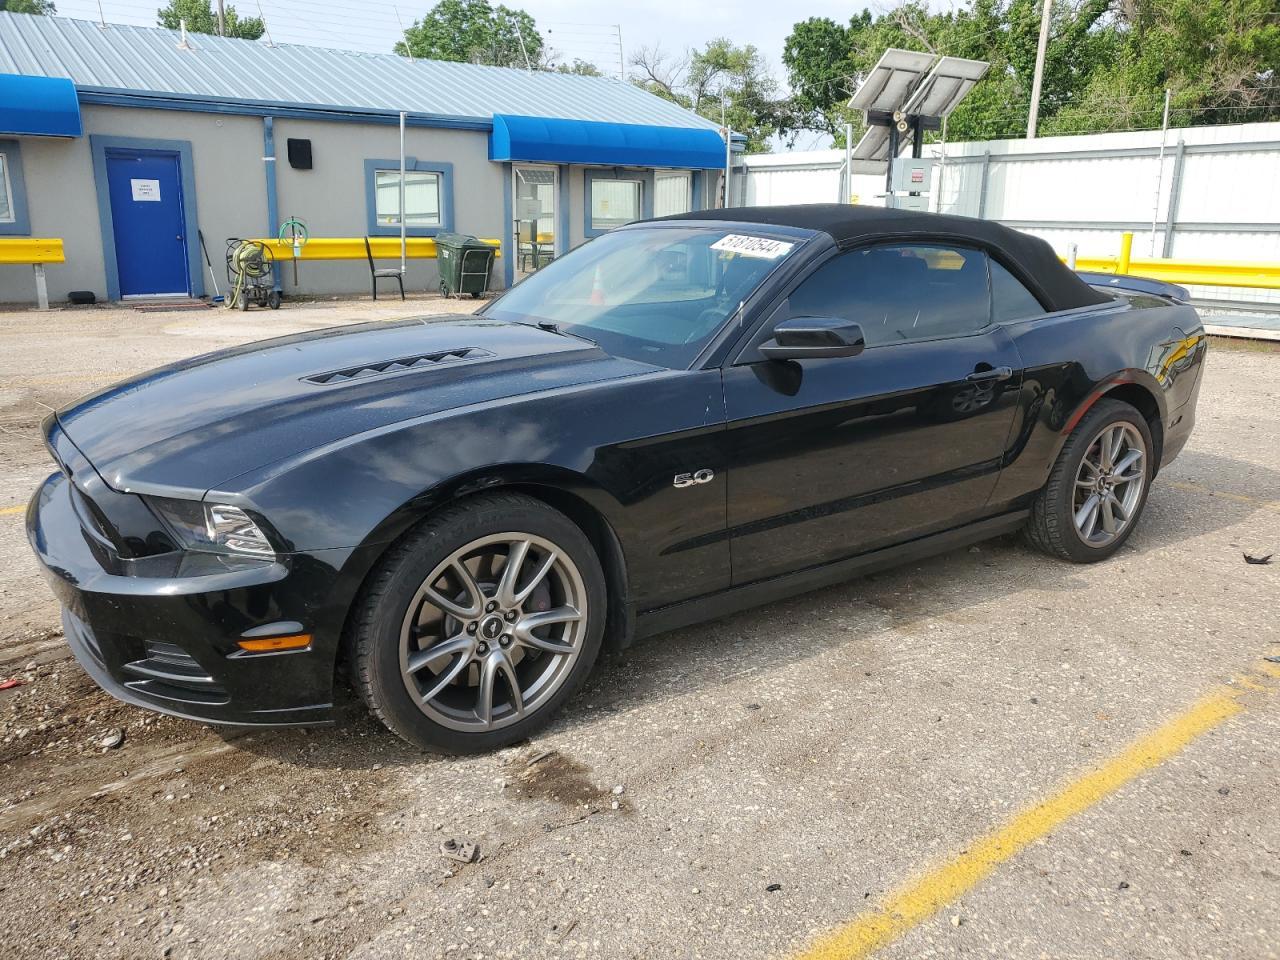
[760,316,865,361]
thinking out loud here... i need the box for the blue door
[105,152,190,297]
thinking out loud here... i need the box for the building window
[375,169,441,228]
[590,178,642,231]
[654,171,692,217]
[0,139,30,236]
[0,153,13,223]
[363,158,453,237]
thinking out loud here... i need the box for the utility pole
[1026,0,1052,138]
[216,0,225,36]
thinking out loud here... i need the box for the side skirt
[632,510,1030,641]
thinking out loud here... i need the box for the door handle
[966,365,1013,382]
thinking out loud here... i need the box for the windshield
[483,226,803,368]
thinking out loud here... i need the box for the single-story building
[0,12,734,304]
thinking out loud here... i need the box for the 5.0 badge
[673,469,715,488]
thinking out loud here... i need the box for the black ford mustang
[27,205,1205,752]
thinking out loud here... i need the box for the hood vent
[304,347,495,385]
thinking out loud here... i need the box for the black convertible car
[27,205,1205,752]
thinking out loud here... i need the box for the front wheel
[1025,398,1154,562]
[351,494,607,753]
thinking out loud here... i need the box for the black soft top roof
[657,203,1111,313]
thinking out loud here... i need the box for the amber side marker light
[236,634,312,653]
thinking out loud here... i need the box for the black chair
[364,237,405,300]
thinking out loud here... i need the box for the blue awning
[0,74,82,137]
[490,114,725,169]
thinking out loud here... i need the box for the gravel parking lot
[1,299,1278,960]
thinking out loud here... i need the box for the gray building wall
[0,103,720,305]
[0,105,503,304]
[271,117,504,297]
[1,105,267,303]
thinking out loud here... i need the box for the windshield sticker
[710,234,796,260]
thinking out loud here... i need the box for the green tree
[1043,0,1280,134]
[630,40,781,152]
[781,0,1278,146]
[157,0,264,40]
[1,0,57,13]
[553,59,603,77]
[396,0,543,69]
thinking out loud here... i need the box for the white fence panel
[743,121,1280,311]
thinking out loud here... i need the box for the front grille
[122,640,228,704]
[304,347,494,385]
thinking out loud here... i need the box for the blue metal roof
[0,12,721,131]
[0,72,81,136]
[491,115,726,169]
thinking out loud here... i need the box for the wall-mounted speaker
[287,138,313,170]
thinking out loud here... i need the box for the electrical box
[286,138,313,170]
[891,194,930,212]
[890,157,933,193]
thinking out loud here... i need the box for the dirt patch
[511,749,611,809]
[0,655,423,960]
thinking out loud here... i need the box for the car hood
[56,315,648,495]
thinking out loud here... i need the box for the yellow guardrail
[247,237,502,261]
[0,237,66,265]
[1074,232,1280,290]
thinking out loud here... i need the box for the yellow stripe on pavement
[1165,480,1280,511]
[1,504,25,517]
[790,668,1275,960]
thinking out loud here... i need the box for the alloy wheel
[398,532,588,732]
[1072,421,1147,547]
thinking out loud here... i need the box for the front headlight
[146,497,276,558]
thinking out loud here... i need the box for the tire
[351,493,607,753]
[1024,398,1155,563]
[268,290,282,310]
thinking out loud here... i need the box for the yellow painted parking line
[1,504,25,517]
[1164,479,1280,511]
[790,664,1277,960]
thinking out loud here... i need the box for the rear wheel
[351,494,606,753]
[1025,399,1154,562]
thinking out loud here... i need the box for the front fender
[207,367,731,612]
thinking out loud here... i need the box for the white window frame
[374,169,442,229]
[654,170,693,218]
[589,177,643,232]
[0,153,14,225]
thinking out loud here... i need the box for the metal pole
[885,123,900,205]
[216,0,225,36]
[399,111,407,278]
[394,5,414,62]
[722,102,732,208]
[1066,242,1077,270]
[1149,87,1171,255]
[1162,139,1186,258]
[33,264,49,311]
[1117,231,1133,275]
[1026,0,1052,139]
[935,116,948,214]
[616,25,624,81]
[256,0,274,46]
[844,122,853,205]
[513,17,532,71]
[976,150,991,218]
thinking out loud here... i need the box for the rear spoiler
[1077,271,1190,304]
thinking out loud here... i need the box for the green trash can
[436,233,496,299]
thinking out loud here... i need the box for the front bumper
[26,470,341,726]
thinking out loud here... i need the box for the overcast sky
[52,0,893,148]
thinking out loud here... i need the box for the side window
[990,259,1046,322]
[781,243,992,347]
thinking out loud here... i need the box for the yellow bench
[0,238,65,310]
